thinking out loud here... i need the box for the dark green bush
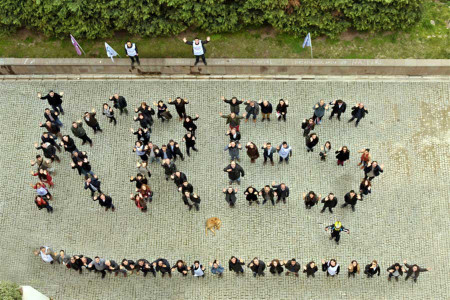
[0,0,424,38]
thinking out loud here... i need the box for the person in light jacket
[276,142,292,164]
[183,37,210,66]
[210,260,225,277]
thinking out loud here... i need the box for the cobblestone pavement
[0,79,449,300]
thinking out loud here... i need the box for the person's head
[264,185,270,192]
[248,142,254,148]
[63,135,69,142]
[325,141,331,149]
[42,132,49,139]
[113,93,119,99]
[308,118,314,124]
[342,146,348,152]
[230,161,236,168]
[45,120,52,127]
[266,142,272,148]
[103,103,109,110]
[161,144,167,150]
[371,260,378,267]
[336,99,343,104]
[94,256,100,263]
[371,161,378,167]
[280,183,286,189]
[176,97,182,103]
[141,185,148,191]
[44,108,50,114]
[231,97,237,103]
[85,177,91,183]
[49,91,54,97]
[194,260,200,267]
[70,257,76,264]
[136,141,142,147]
[182,181,189,187]
[250,101,255,107]
[309,262,316,268]
[169,139,175,146]
[248,186,254,193]
[164,158,171,165]
[174,171,181,177]
[158,100,164,107]
[36,155,42,161]
[72,122,78,128]
[105,260,111,267]
[138,113,144,120]
[77,161,83,166]
[330,259,337,267]
[36,182,43,188]
[253,258,259,265]
[349,190,355,197]
[84,112,90,117]
[271,259,279,266]
[126,41,132,47]
[41,142,48,148]
[212,260,219,268]
[364,149,370,155]
[140,102,147,108]
[230,112,236,118]
[279,99,285,105]
[99,194,105,200]
[227,187,233,193]
[290,259,296,266]
[362,179,371,186]
[230,141,236,148]
[263,100,268,106]
[230,256,237,263]
[194,38,200,44]
[158,260,163,266]
[185,116,191,122]
[359,103,364,108]
[328,193,334,199]
[311,133,317,139]
[334,221,342,229]
[319,99,325,105]
[394,263,400,270]
[138,260,144,266]
[39,246,45,252]
[230,128,236,135]
[81,257,87,264]
[39,168,45,174]
[351,260,358,267]
[308,191,315,198]
[282,142,288,148]
[122,259,129,265]
[136,173,143,180]
[186,132,192,138]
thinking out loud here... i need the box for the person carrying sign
[182,36,211,66]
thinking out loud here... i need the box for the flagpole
[310,43,313,59]
[310,34,313,59]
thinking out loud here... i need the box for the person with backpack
[182,36,211,66]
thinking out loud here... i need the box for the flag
[105,42,119,62]
[70,34,85,55]
[302,33,312,48]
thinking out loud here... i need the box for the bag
[162,111,172,120]
[118,97,127,108]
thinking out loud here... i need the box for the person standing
[276,99,289,122]
[40,132,61,152]
[244,100,259,123]
[223,187,238,208]
[131,127,150,144]
[359,179,372,196]
[34,195,53,213]
[125,41,140,66]
[403,260,431,282]
[322,259,340,277]
[34,142,60,163]
[348,103,368,127]
[357,148,372,169]
[171,171,188,189]
[168,97,189,121]
[303,191,320,209]
[305,133,319,152]
[271,182,289,204]
[325,221,350,245]
[89,256,108,279]
[31,155,54,173]
[183,115,199,135]
[260,185,277,206]
[182,132,198,157]
[178,181,193,195]
[130,173,148,189]
[161,158,177,181]
[320,193,338,213]
[134,141,149,162]
[341,190,362,212]
[93,193,115,212]
[31,169,54,187]
[172,260,190,277]
[121,259,136,277]
[258,100,273,121]
[244,186,259,205]
[190,261,206,277]
[136,259,156,277]
[105,260,126,277]
[301,118,315,137]
[60,135,78,153]
[109,93,128,115]
[31,182,52,200]
[83,109,102,134]
[303,262,318,278]
[34,246,56,264]
[71,121,93,147]
[130,193,147,212]
[312,100,329,124]
[348,260,360,278]
[39,121,63,141]
[84,176,102,198]
[219,112,245,132]
[153,258,172,278]
[328,99,346,121]
[44,108,63,127]
[221,96,243,115]
[224,141,242,162]
[223,161,245,185]
[183,36,210,66]
[364,161,384,181]
[38,91,64,114]
[182,192,201,211]
[135,102,155,125]
[335,146,350,166]
[226,128,241,143]
[245,142,259,163]
[102,103,117,126]
[168,140,184,161]
[284,259,301,277]
[261,143,276,166]
[248,258,266,277]
[210,260,225,277]
[276,142,292,164]
[387,263,404,281]
[229,257,245,275]
[269,259,284,275]
[364,260,381,278]
[153,101,172,122]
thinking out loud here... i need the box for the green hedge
[0,282,21,300]
[0,0,424,39]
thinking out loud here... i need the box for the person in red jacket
[35,196,53,213]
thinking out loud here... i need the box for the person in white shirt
[34,246,56,264]
[322,259,340,277]
[182,37,211,66]
[125,41,140,66]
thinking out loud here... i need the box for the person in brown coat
[245,142,260,163]
[83,109,102,133]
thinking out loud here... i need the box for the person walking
[269,259,284,275]
[348,260,361,278]
[387,263,405,281]
[328,99,346,121]
[258,100,273,121]
[348,103,368,127]
[276,99,289,122]
[83,109,102,134]
[260,185,277,206]
[102,103,117,126]
[301,118,315,137]
[229,257,245,275]
[182,192,201,211]
[261,143,276,166]
[303,262,318,278]
[248,258,266,277]
[364,260,381,278]
[284,259,301,277]
[276,142,292,164]
[224,141,242,162]
[223,161,245,185]
[271,182,289,204]
[312,100,329,124]
[322,259,340,277]
[221,96,243,115]
[38,91,64,114]
[341,190,362,212]
[71,121,93,147]
[335,146,350,166]
[305,133,319,152]
[244,100,259,123]
[364,161,384,181]
[303,191,320,209]
[182,132,198,156]
[125,41,140,66]
[245,142,259,163]
[183,36,210,66]
[320,193,338,213]
[210,260,225,277]
[325,221,350,245]
[168,97,189,121]
[34,195,53,213]
[109,93,128,115]
[219,112,245,132]
[403,260,431,283]
[244,186,259,205]
[93,193,115,212]
[223,187,238,208]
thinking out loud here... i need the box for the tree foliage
[0,282,21,300]
[0,0,424,38]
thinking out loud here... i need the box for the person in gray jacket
[89,256,108,278]
[223,187,238,207]
[71,121,93,146]
[312,99,329,125]
[403,260,431,282]
[224,141,242,162]
[262,143,277,166]
[244,100,259,122]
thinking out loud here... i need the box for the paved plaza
[0,78,448,299]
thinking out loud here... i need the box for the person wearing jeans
[277,142,292,164]
[244,100,259,122]
[261,143,276,166]
[224,141,242,161]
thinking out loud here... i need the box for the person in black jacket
[329,99,346,121]
[135,102,155,125]
[248,258,266,277]
[325,221,350,245]
[83,109,102,134]
[320,193,338,213]
[303,261,318,278]
[38,91,64,114]
[67,256,81,272]
[260,185,276,206]
[60,135,77,153]
[258,100,273,121]
[40,132,61,152]
[168,97,189,120]
[172,260,190,276]
[153,258,172,277]
[182,132,198,156]
[93,193,115,212]
[403,260,431,282]
[244,186,259,205]
[221,96,243,115]
[183,115,199,135]
[134,113,153,130]
[387,263,404,281]
[84,175,102,198]
[178,181,194,194]
[131,127,150,144]
[153,100,171,122]
[109,93,128,115]
[229,256,245,275]
[276,99,289,122]
[223,161,245,185]
[34,142,60,163]
[226,128,241,142]
[39,120,63,140]
[136,259,156,277]
[271,182,289,204]
[182,192,201,211]
[364,161,384,181]
[183,36,210,66]
[171,171,187,189]
[303,191,320,209]
[359,179,372,196]
[121,259,136,277]
[305,133,319,152]
[168,140,184,161]
[269,259,284,275]
[341,190,362,212]
[44,108,63,127]
[335,146,350,166]
[364,260,381,278]
[348,103,368,127]
[130,173,148,190]
[284,259,301,277]
[301,118,315,137]
[223,187,238,207]
[261,143,276,166]
[161,158,177,181]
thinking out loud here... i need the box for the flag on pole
[302,33,312,48]
[70,34,85,56]
[105,42,119,62]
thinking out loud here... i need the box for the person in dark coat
[229,257,245,275]
[276,99,289,122]
[172,260,189,276]
[153,258,172,277]
[135,102,155,126]
[183,36,210,66]
[183,115,199,135]
[325,221,350,245]
[171,171,187,188]
[301,118,315,137]
[387,263,404,281]
[328,99,346,121]
[258,100,273,121]
[303,191,320,209]
[359,179,372,196]
[60,135,77,153]
[348,103,368,127]
[226,128,241,143]
[109,93,128,115]
[335,146,350,166]
[156,144,175,161]
[121,259,137,276]
[38,90,64,114]
[245,142,259,163]
[244,186,259,205]
[178,181,194,194]
[364,161,384,181]
[284,259,301,277]
[223,161,245,185]
[305,133,319,152]
[44,108,63,127]
[84,175,102,198]
[153,100,171,122]
[403,260,431,282]
[303,262,318,278]
[137,259,156,277]
[182,192,201,211]
[131,127,150,144]
[168,140,184,161]
[269,259,284,275]
[93,193,115,212]
[248,258,266,277]
[168,97,189,120]
[182,132,198,156]
[161,159,177,181]
[244,100,259,122]
[260,185,276,206]
[221,96,243,114]
[130,173,148,189]
[71,121,93,146]
[261,142,276,166]
[223,187,238,207]
[40,131,61,152]
[364,260,381,278]
[83,109,102,133]
[320,193,337,213]
[341,190,362,212]
[271,182,289,204]
[39,120,63,140]
[34,142,60,163]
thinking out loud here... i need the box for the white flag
[105,42,119,62]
